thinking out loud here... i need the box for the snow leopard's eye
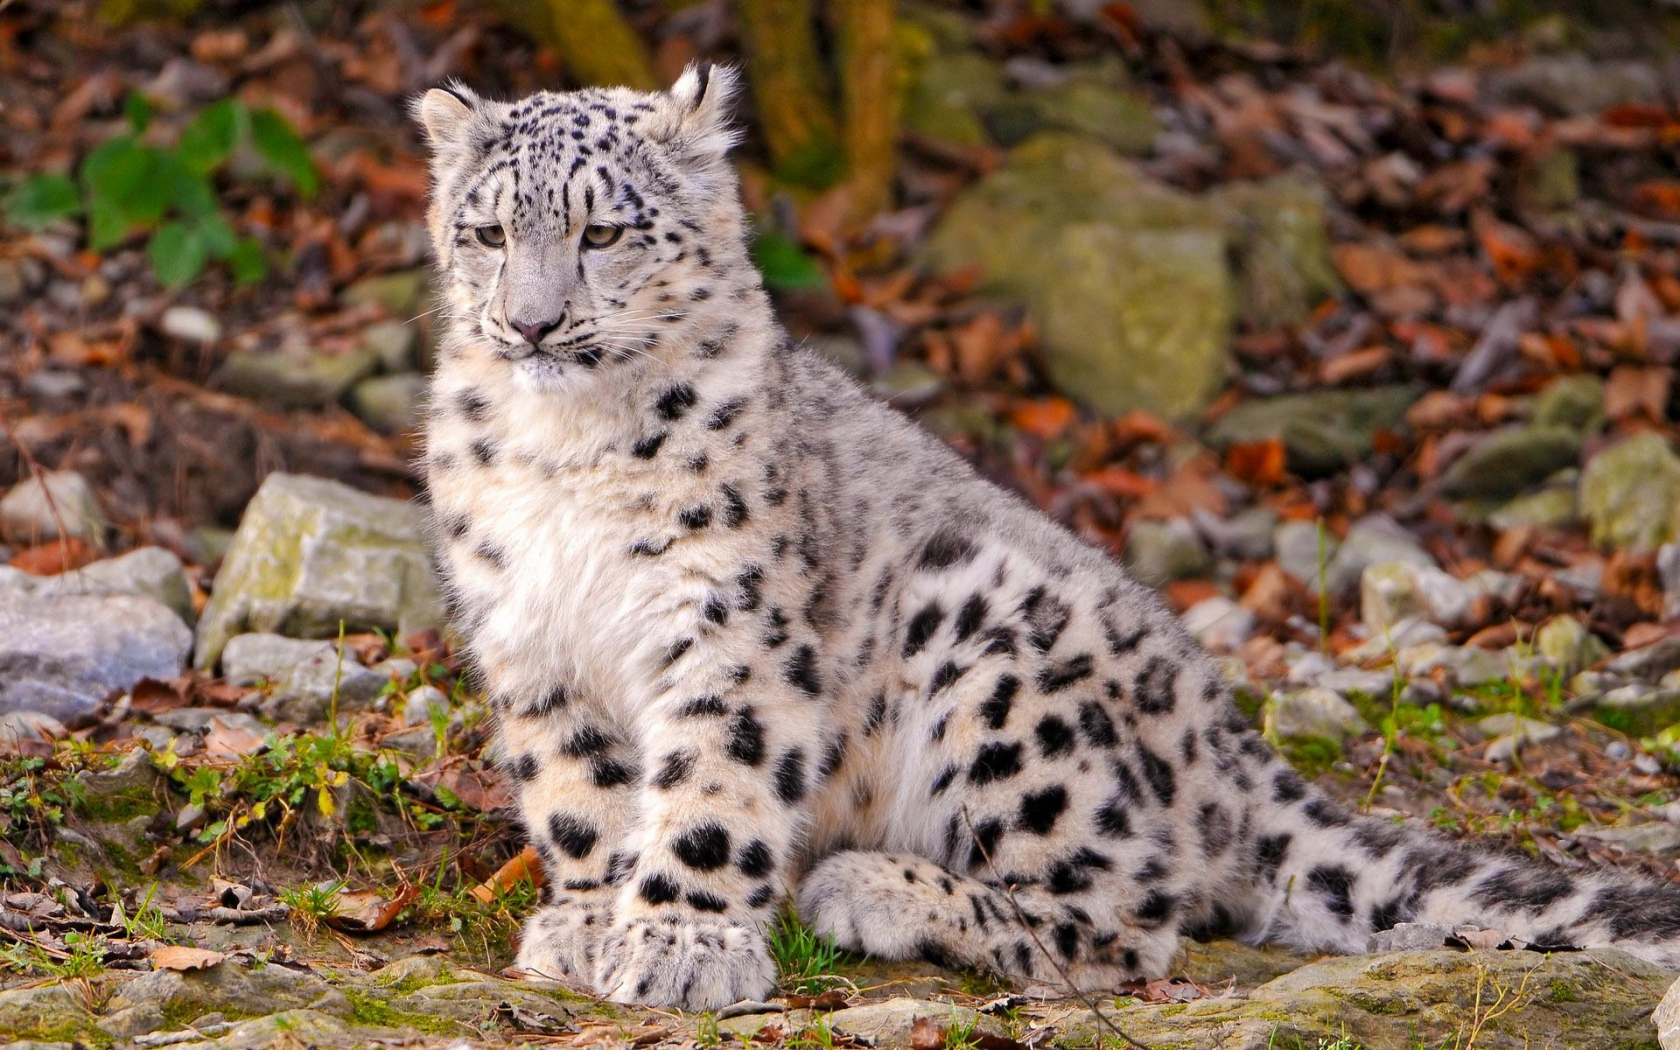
[582,223,624,250]
[475,225,506,248]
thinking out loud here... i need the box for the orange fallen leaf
[471,844,546,905]
[1009,397,1076,439]
[1225,438,1287,487]
[151,946,225,972]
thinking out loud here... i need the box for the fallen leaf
[151,945,225,972]
[785,990,848,1010]
[472,844,546,905]
[910,1017,1023,1050]
[203,716,268,759]
[1224,439,1287,487]
[1009,397,1077,439]
[324,884,419,934]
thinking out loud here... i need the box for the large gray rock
[0,470,107,546]
[194,472,444,670]
[1658,975,1680,1050]
[1488,53,1663,116]
[1325,515,1434,597]
[921,134,1233,419]
[214,346,379,410]
[1581,433,1680,550]
[221,633,386,723]
[1437,424,1580,501]
[1207,386,1418,477]
[1213,176,1340,330]
[0,594,191,722]
[1265,687,1367,741]
[349,372,427,434]
[28,546,194,624]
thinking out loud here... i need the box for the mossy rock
[1581,433,1680,551]
[193,472,444,670]
[1206,385,1420,476]
[0,984,104,1046]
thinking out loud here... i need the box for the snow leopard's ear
[652,63,742,168]
[414,81,481,153]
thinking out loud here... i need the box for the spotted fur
[417,67,1680,1011]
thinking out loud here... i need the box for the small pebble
[160,305,223,345]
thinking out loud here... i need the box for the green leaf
[124,91,152,134]
[177,98,245,175]
[82,138,170,225]
[5,173,81,229]
[249,108,318,198]
[228,236,267,285]
[163,154,217,218]
[148,221,209,287]
[86,194,132,250]
[195,213,236,258]
[750,230,826,291]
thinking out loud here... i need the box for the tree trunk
[734,0,845,187]
[511,0,659,91]
[832,0,899,220]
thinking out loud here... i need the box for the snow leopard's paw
[594,914,774,1010]
[514,895,616,985]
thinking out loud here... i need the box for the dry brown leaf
[324,884,419,934]
[472,844,546,905]
[151,945,225,972]
[203,716,269,760]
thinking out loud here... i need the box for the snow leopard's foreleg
[505,689,643,984]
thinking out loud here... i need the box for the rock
[400,683,450,727]
[1194,506,1276,560]
[1341,616,1447,662]
[1274,518,1334,586]
[1478,713,1561,762]
[193,472,444,670]
[1325,515,1433,597]
[1606,637,1680,682]
[1592,680,1680,736]
[801,1000,994,1046]
[1489,485,1576,530]
[1658,975,1680,1050]
[1397,643,1519,689]
[340,268,429,315]
[1577,822,1680,854]
[159,304,222,344]
[1124,518,1211,584]
[1437,425,1580,501]
[0,984,96,1045]
[901,52,1007,147]
[1360,561,1474,631]
[185,526,235,566]
[0,709,66,756]
[0,595,191,722]
[30,546,195,624]
[1581,432,1680,550]
[214,346,380,410]
[1367,922,1455,953]
[920,134,1232,419]
[1051,948,1676,1050]
[1213,176,1340,330]
[1182,596,1255,652]
[151,707,268,735]
[0,470,107,546]
[349,373,427,434]
[104,956,351,1033]
[360,319,418,372]
[1488,53,1663,116]
[1531,373,1604,431]
[997,77,1159,154]
[220,633,385,723]
[1536,615,1609,676]
[1265,687,1367,741]
[1207,386,1418,477]
[1521,145,1580,213]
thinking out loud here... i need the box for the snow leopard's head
[416,65,746,389]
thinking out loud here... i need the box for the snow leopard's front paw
[514,895,616,985]
[594,914,774,1009]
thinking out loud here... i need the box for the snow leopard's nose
[512,314,563,346]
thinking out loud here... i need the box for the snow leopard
[415,66,1680,1010]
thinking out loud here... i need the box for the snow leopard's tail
[1241,755,1680,968]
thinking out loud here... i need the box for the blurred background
[6,1,1680,1028]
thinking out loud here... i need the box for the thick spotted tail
[1244,762,1680,969]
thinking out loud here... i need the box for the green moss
[15,1020,114,1048]
[342,989,461,1035]
[1548,978,1581,1003]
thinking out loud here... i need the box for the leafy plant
[751,229,826,292]
[4,93,316,287]
[0,754,84,879]
[279,880,344,939]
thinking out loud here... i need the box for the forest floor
[4,2,1680,1048]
